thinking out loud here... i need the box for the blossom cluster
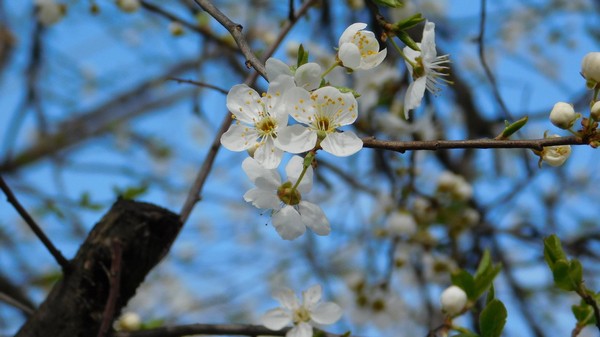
[221,23,389,240]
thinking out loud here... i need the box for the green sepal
[335,86,361,98]
[397,30,420,51]
[297,44,309,67]
[392,13,425,31]
[480,299,507,337]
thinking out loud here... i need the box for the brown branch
[361,135,581,153]
[112,323,351,337]
[193,0,267,79]
[179,0,319,223]
[167,77,228,94]
[0,175,71,272]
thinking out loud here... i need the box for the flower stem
[390,38,416,67]
[321,61,341,78]
[291,152,315,191]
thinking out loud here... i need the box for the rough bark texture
[16,198,182,337]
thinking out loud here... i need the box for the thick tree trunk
[16,199,182,337]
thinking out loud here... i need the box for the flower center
[315,115,331,131]
[293,306,311,324]
[255,116,277,137]
[277,181,301,205]
[412,56,425,79]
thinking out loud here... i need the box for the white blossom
[582,52,600,85]
[338,23,387,70]
[437,171,472,201]
[549,102,577,129]
[36,0,66,26]
[541,134,571,167]
[386,211,417,236]
[591,101,600,120]
[117,0,140,12]
[221,75,295,169]
[440,285,467,316]
[242,156,330,240]
[275,86,363,157]
[115,312,142,331]
[262,285,342,337]
[403,21,450,117]
[266,58,322,91]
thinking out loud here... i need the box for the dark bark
[16,198,182,337]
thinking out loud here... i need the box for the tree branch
[0,175,70,272]
[361,135,581,153]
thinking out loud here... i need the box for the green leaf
[372,0,404,8]
[495,116,528,139]
[569,259,584,289]
[552,260,578,291]
[572,301,595,326]
[113,183,149,200]
[543,234,567,270]
[472,250,502,300]
[297,44,309,67]
[451,333,480,337]
[475,250,492,279]
[452,270,476,300]
[486,284,496,304]
[396,30,420,51]
[480,299,507,337]
[393,13,425,31]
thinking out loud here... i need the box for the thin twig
[97,241,123,337]
[362,135,581,153]
[112,323,352,337]
[167,77,228,94]
[193,0,267,79]
[477,0,512,120]
[0,175,70,271]
[179,0,318,223]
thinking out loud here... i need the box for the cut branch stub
[16,198,182,337]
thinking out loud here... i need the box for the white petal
[284,87,316,124]
[220,124,258,151]
[254,137,283,169]
[287,322,313,337]
[272,206,306,240]
[332,91,358,127]
[242,157,281,186]
[267,75,296,118]
[266,58,292,82]
[310,302,342,325]
[362,48,387,69]
[298,201,330,236]
[320,132,363,157]
[339,22,367,45]
[275,125,318,154]
[261,308,292,330]
[226,84,263,124]
[275,287,300,310]
[302,284,322,308]
[421,22,437,60]
[243,188,280,209]
[295,63,322,91]
[338,43,361,70]
[404,76,427,117]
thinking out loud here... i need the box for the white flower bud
[541,134,571,167]
[440,285,467,316]
[115,312,141,331]
[169,21,184,36]
[386,211,417,236]
[117,0,140,13]
[582,52,600,85]
[591,101,600,120]
[36,0,66,26]
[549,102,577,129]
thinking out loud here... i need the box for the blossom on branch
[266,58,322,91]
[403,21,450,117]
[242,156,330,240]
[440,285,467,316]
[221,75,295,169]
[581,52,600,86]
[540,134,571,167]
[262,284,342,337]
[338,23,387,70]
[275,86,363,157]
[549,102,578,129]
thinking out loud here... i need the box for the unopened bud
[440,285,467,316]
[549,102,577,129]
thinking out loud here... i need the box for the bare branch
[0,175,71,272]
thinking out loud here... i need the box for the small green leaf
[569,259,584,289]
[495,116,528,139]
[480,299,507,337]
[475,250,492,279]
[396,30,420,51]
[572,301,595,326]
[486,284,496,304]
[452,270,476,300]
[552,260,577,291]
[113,183,149,200]
[372,0,404,8]
[297,44,309,67]
[334,86,361,98]
[474,264,502,301]
[543,234,567,270]
[392,13,425,31]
